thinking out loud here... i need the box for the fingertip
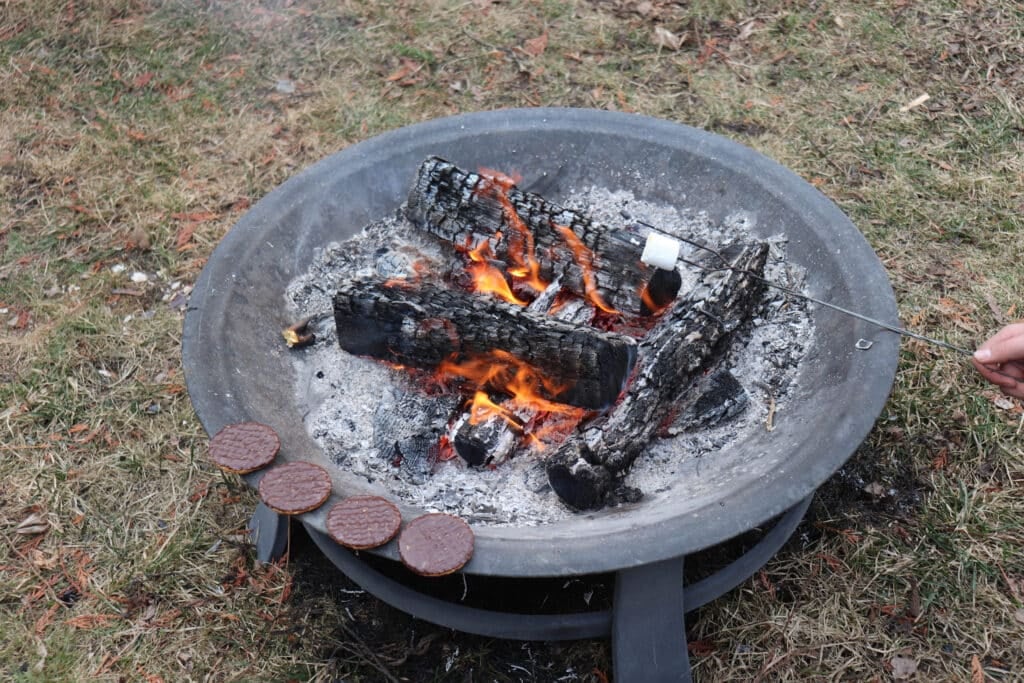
[974,348,992,362]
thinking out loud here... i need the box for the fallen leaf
[521,32,548,57]
[67,611,113,632]
[1014,608,1024,624]
[993,396,1015,410]
[864,482,887,497]
[175,223,197,251]
[16,512,50,536]
[634,1,654,16]
[971,655,984,682]
[891,655,918,679]
[652,26,686,50]
[171,211,217,222]
[133,72,155,88]
[385,59,422,83]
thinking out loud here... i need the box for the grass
[2,0,1023,680]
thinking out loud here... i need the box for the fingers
[974,322,1024,364]
[972,359,1024,388]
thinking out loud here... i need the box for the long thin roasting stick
[625,223,976,357]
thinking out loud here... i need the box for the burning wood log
[545,242,770,509]
[405,156,679,316]
[333,277,637,410]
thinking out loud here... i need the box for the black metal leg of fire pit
[613,557,691,683]
[249,502,288,563]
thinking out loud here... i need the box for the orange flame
[436,350,587,451]
[476,171,548,294]
[552,222,619,314]
[468,390,522,428]
[464,238,528,305]
[639,281,672,316]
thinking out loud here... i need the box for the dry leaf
[16,512,49,536]
[635,1,654,16]
[1014,608,1024,624]
[522,32,548,58]
[175,223,197,251]
[652,26,686,50]
[891,655,918,680]
[993,396,1015,410]
[133,72,155,88]
[737,20,757,41]
[971,655,984,683]
[864,482,887,497]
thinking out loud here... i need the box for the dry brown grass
[2,0,1023,680]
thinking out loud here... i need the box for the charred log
[667,369,748,434]
[373,385,462,484]
[546,242,769,509]
[451,412,518,467]
[333,277,637,410]
[405,157,678,316]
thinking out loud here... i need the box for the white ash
[285,189,814,526]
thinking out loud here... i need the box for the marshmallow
[640,232,681,270]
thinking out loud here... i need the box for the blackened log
[333,277,637,410]
[666,369,748,434]
[373,385,462,484]
[546,242,769,509]
[451,412,519,467]
[405,157,678,316]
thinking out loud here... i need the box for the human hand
[973,322,1024,400]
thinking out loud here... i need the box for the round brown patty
[398,513,474,576]
[258,461,332,515]
[326,496,402,550]
[208,422,280,474]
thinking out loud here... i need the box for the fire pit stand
[251,495,812,682]
[183,109,899,683]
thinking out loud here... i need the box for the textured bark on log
[405,156,678,316]
[373,385,462,484]
[333,277,637,410]
[545,242,770,509]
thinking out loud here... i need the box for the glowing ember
[552,222,619,314]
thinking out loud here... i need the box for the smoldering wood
[666,369,748,435]
[545,242,770,509]
[451,412,519,467]
[373,385,462,484]
[333,277,637,410]
[434,281,596,469]
[405,156,678,316]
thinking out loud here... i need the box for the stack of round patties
[207,421,475,576]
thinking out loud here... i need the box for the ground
[1,0,1023,681]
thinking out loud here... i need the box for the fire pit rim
[182,107,899,576]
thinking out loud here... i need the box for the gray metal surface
[182,108,899,577]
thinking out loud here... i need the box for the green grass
[2,0,1023,680]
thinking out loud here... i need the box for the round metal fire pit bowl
[183,108,898,577]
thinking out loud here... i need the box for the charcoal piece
[451,413,518,467]
[373,386,461,484]
[546,242,769,510]
[333,276,637,410]
[668,369,748,434]
[405,157,680,316]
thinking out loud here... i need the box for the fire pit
[182,108,898,681]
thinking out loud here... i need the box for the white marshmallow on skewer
[640,232,681,271]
